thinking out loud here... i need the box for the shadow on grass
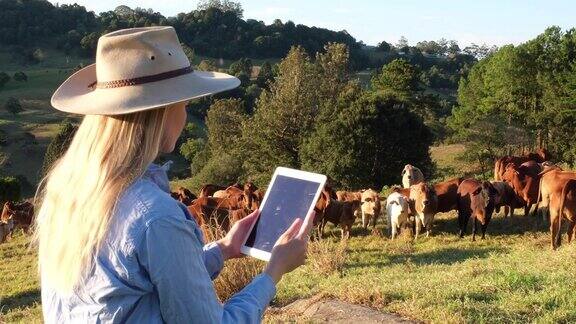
[0,288,40,314]
[346,246,507,269]
[432,211,549,237]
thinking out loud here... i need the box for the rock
[268,297,416,323]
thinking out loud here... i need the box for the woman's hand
[216,210,259,260]
[264,211,315,284]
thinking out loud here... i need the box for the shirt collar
[142,160,173,193]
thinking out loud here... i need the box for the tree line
[0,0,366,68]
[450,26,576,169]
[180,44,433,190]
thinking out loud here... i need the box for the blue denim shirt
[41,162,276,323]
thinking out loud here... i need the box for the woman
[34,26,312,323]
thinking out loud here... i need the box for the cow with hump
[360,189,381,230]
[410,182,438,238]
[401,164,424,189]
[457,179,497,241]
[386,191,410,239]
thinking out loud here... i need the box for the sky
[50,0,576,47]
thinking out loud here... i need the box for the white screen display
[245,175,322,253]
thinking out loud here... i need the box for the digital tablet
[241,167,327,261]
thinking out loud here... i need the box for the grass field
[3,141,576,323]
[2,45,575,323]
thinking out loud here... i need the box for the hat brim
[51,64,241,115]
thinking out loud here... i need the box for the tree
[180,138,206,162]
[13,72,27,82]
[228,58,252,78]
[241,46,318,184]
[181,43,195,62]
[4,97,23,115]
[197,0,243,18]
[301,91,433,188]
[0,72,10,88]
[0,177,21,205]
[197,59,216,71]
[371,59,419,99]
[396,36,409,49]
[33,48,45,62]
[256,61,274,88]
[376,41,391,52]
[80,32,99,55]
[187,98,247,184]
[40,121,78,176]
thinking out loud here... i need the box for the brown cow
[501,161,542,216]
[243,181,258,194]
[360,189,381,230]
[318,199,361,239]
[534,168,575,221]
[198,184,227,198]
[457,179,497,241]
[434,177,464,213]
[493,149,550,181]
[336,191,362,202]
[1,201,34,235]
[410,182,438,238]
[0,218,13,243]
[550,178,576,249]
[490,181,519,217]
[170,187,197,205]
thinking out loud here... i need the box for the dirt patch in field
[267,296,417,323]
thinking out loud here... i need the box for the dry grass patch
[307,238,347,276]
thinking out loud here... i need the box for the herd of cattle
[171,148,576,250]
[1,148,576,250]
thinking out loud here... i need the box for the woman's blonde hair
[33,107,169,293]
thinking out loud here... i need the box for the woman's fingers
[297,210,316,241]
[237,209,259,227]
[281,218,302,241]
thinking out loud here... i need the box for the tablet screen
[244,175,322,253]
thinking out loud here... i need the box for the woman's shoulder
[118,178,186,225]
[107,178,189,249]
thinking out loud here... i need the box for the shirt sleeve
[138,215,277,324]
[203,242,225,279]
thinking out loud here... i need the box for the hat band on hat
[88,65,193,90]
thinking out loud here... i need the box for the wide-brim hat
[51,26,240,115]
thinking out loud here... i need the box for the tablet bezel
[240,167,327,261]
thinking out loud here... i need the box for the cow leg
[371,213,378,230]
[415,216,422,239]
[550,212,561,250]
[481,223,488,239]
[504,205,510,218]
[387,212,392,237]
[524,204,531,217]
[472,217,477,241]
[391,224,397,239]
[361,210,367,229]
[458,212,468,238]
[341,225,350,240]
[567,220,576,244]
